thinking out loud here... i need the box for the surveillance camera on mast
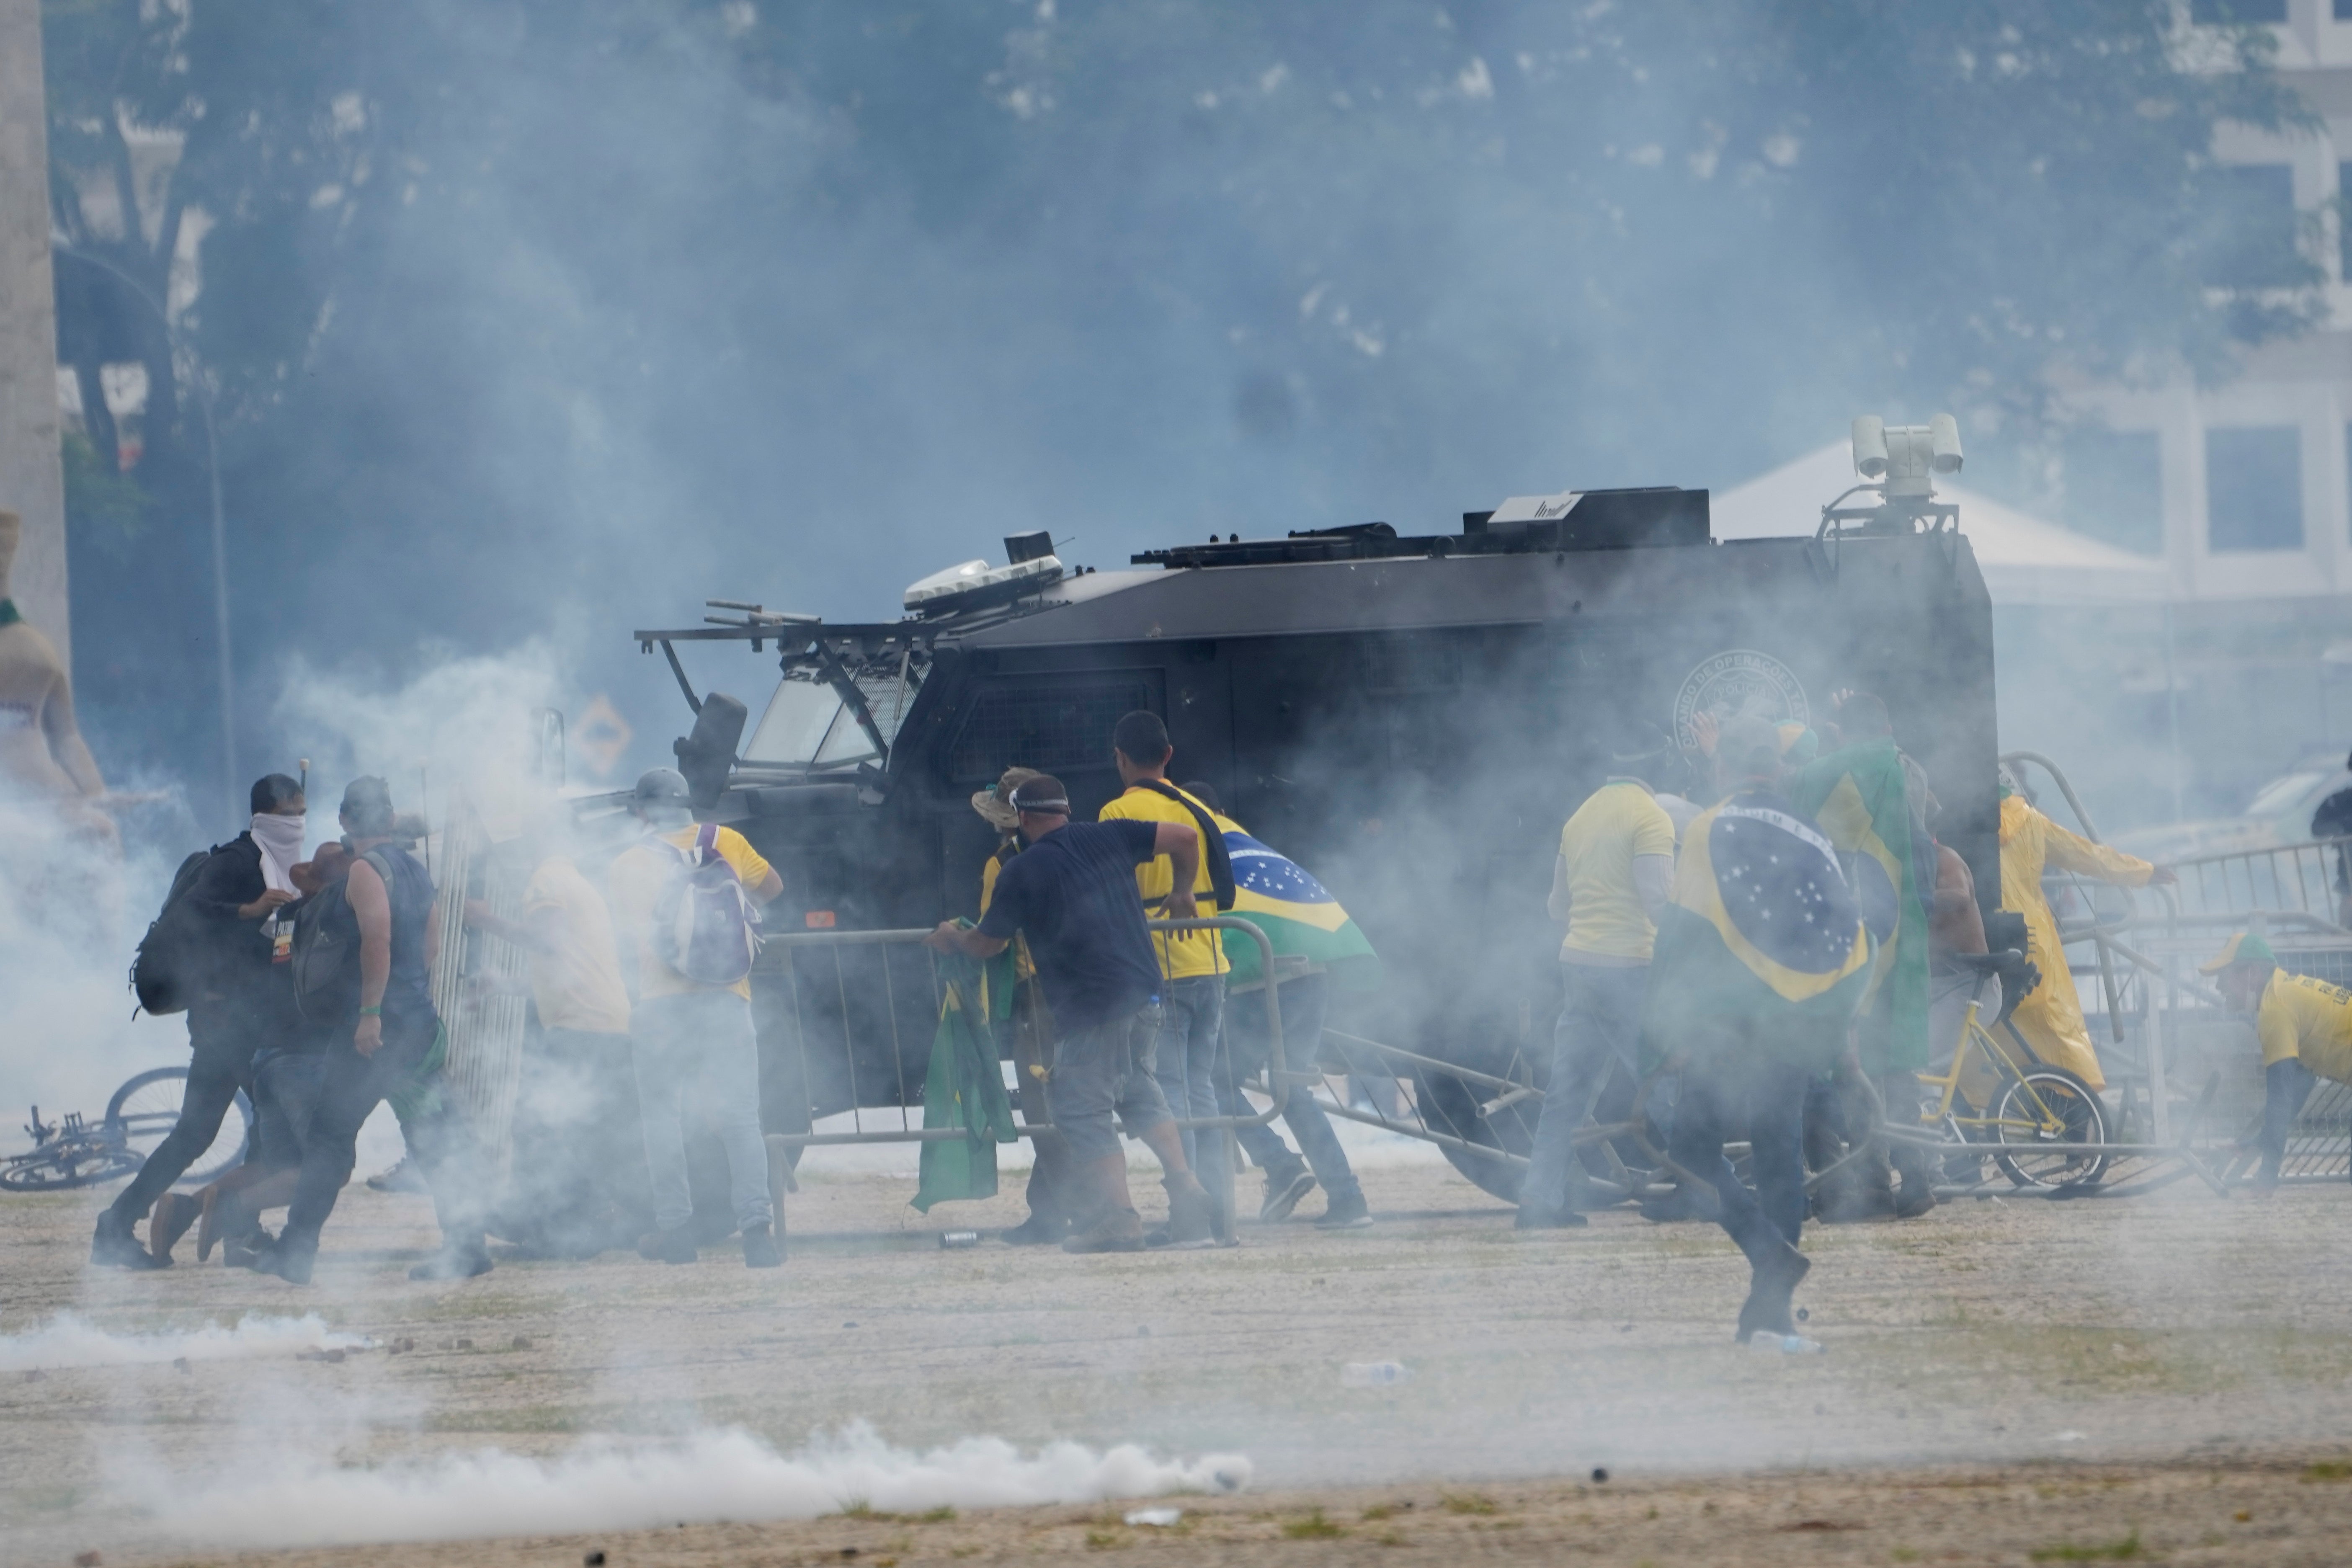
[1823,413,1963,538]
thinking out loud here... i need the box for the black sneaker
[91,1211,167,1271]
[366,1157,430,1194]
[742,1223,783,1269]
[1063,1207,1146,1253]
[1259,1169,1316,1223]
[1735,1242,1812,1344]
[638,1226,698,1264]
[1314,1191,1374,1230]
[999,1210,1070,1246]
[259,1240,316,1285]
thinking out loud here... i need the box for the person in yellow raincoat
[1997,781,2174,1089]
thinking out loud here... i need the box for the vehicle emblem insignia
[1672,650,1809,752]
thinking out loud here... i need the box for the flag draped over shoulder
[1643,790,1872,1070]
[912,949,1021,1213]
[1212,821,1381,988]
[1787,738,1933,1072]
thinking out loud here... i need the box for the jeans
[2259,1057,2320,1183]
[1047,1005,1172,1166]
[282,1013,477,1254]
[1522,963,1648,1217]
[1152,975,1225,1169]
[1219,976,1362,1206]
[108,1002,255,1223]
[633,992,773,1235]
[1664,1029,1815,1263]
[505,1026,652,1253]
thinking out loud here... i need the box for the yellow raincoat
[1997,795,2156,1090]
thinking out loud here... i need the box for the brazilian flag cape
[1787,738,1933,1073]
[911,947,1021,1213]
[1642,789,1872,1073]
[1207,814,1381,990]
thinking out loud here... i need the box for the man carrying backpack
[262,777,487,1284]
[95,773,308,1269]
[606,767,784,1269]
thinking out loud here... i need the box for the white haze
[141,1421,1250,1548]
[0,1312,368,1372]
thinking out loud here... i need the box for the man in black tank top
[261,778,487,1284]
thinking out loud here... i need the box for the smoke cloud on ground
[0,1312,367,1373]
[138,1422,1249,1549]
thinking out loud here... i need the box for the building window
[2061,429,2164,555]
[2202,164,2301,290]
[2206,426,2303,552]
[2193,0,2287,19]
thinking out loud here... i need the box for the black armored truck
[626,482,1998,1199]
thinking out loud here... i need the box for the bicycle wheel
[0,1138,137,1191]
[1991,1069,2109,1190]
[103,1067,254,1187]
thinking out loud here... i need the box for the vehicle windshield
[2246,770,2326,820]
[742,667,923,768]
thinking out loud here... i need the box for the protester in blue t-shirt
[927,773,1218,1253]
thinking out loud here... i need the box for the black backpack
[129,844,229,1016]
[287,847,392,1026]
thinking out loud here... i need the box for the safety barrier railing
[759,916,1287,1143]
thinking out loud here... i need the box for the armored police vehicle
[629,481,1998,1199]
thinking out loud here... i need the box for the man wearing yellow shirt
[2205,931,2352,1192]
[463,810,647,1259]
[1100,711,1230,1233]
[607,768,784,1268]
[1519,732,1679,1230]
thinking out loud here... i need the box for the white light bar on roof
[902,554,1064,614]
[1488,490,1584,524]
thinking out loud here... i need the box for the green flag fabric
[911,947,1022,1213]
[1787,736,1934,1073]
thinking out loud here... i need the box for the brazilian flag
[1788,737,1932,1072]
[1211,822,1382,990]
[912,949,1021,1212]
[1643,791,1872,1073]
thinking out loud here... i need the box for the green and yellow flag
[1788,736,1933,1072]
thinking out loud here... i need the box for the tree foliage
[41,0,2322,789]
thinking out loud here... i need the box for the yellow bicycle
[1916,952,2110,1191]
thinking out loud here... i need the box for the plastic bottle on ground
[1341,1361,1410,1387]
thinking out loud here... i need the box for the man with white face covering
[93,774,309,1268]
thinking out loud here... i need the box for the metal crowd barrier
[752,916,1286,1236]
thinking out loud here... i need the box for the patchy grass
[1281,1508,1346,1540]
[2300,1460,2352,1481]
[2030,1530,2143,1562]
[1440,1492,1498,1516]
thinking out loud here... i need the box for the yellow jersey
[2254,970,2352,1084]
[607,824,775,1001]
[520,856,632,1034]
[1558,780,1678,963]
[1099,781,1229,980]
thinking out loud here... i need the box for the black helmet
[633,767,692,809]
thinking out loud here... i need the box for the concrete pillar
[0,0,69,663]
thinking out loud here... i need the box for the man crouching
[926,774,1217,1252]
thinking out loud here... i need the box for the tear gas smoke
[141,1421,1249,1548]
[0,1313,367,1373]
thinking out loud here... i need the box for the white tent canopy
[1710,443,2171,606]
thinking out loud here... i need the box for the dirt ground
[7,1148,2352,1566]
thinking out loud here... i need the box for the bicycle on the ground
[1915,951,2110,1191]
[0,1067,252,1193]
